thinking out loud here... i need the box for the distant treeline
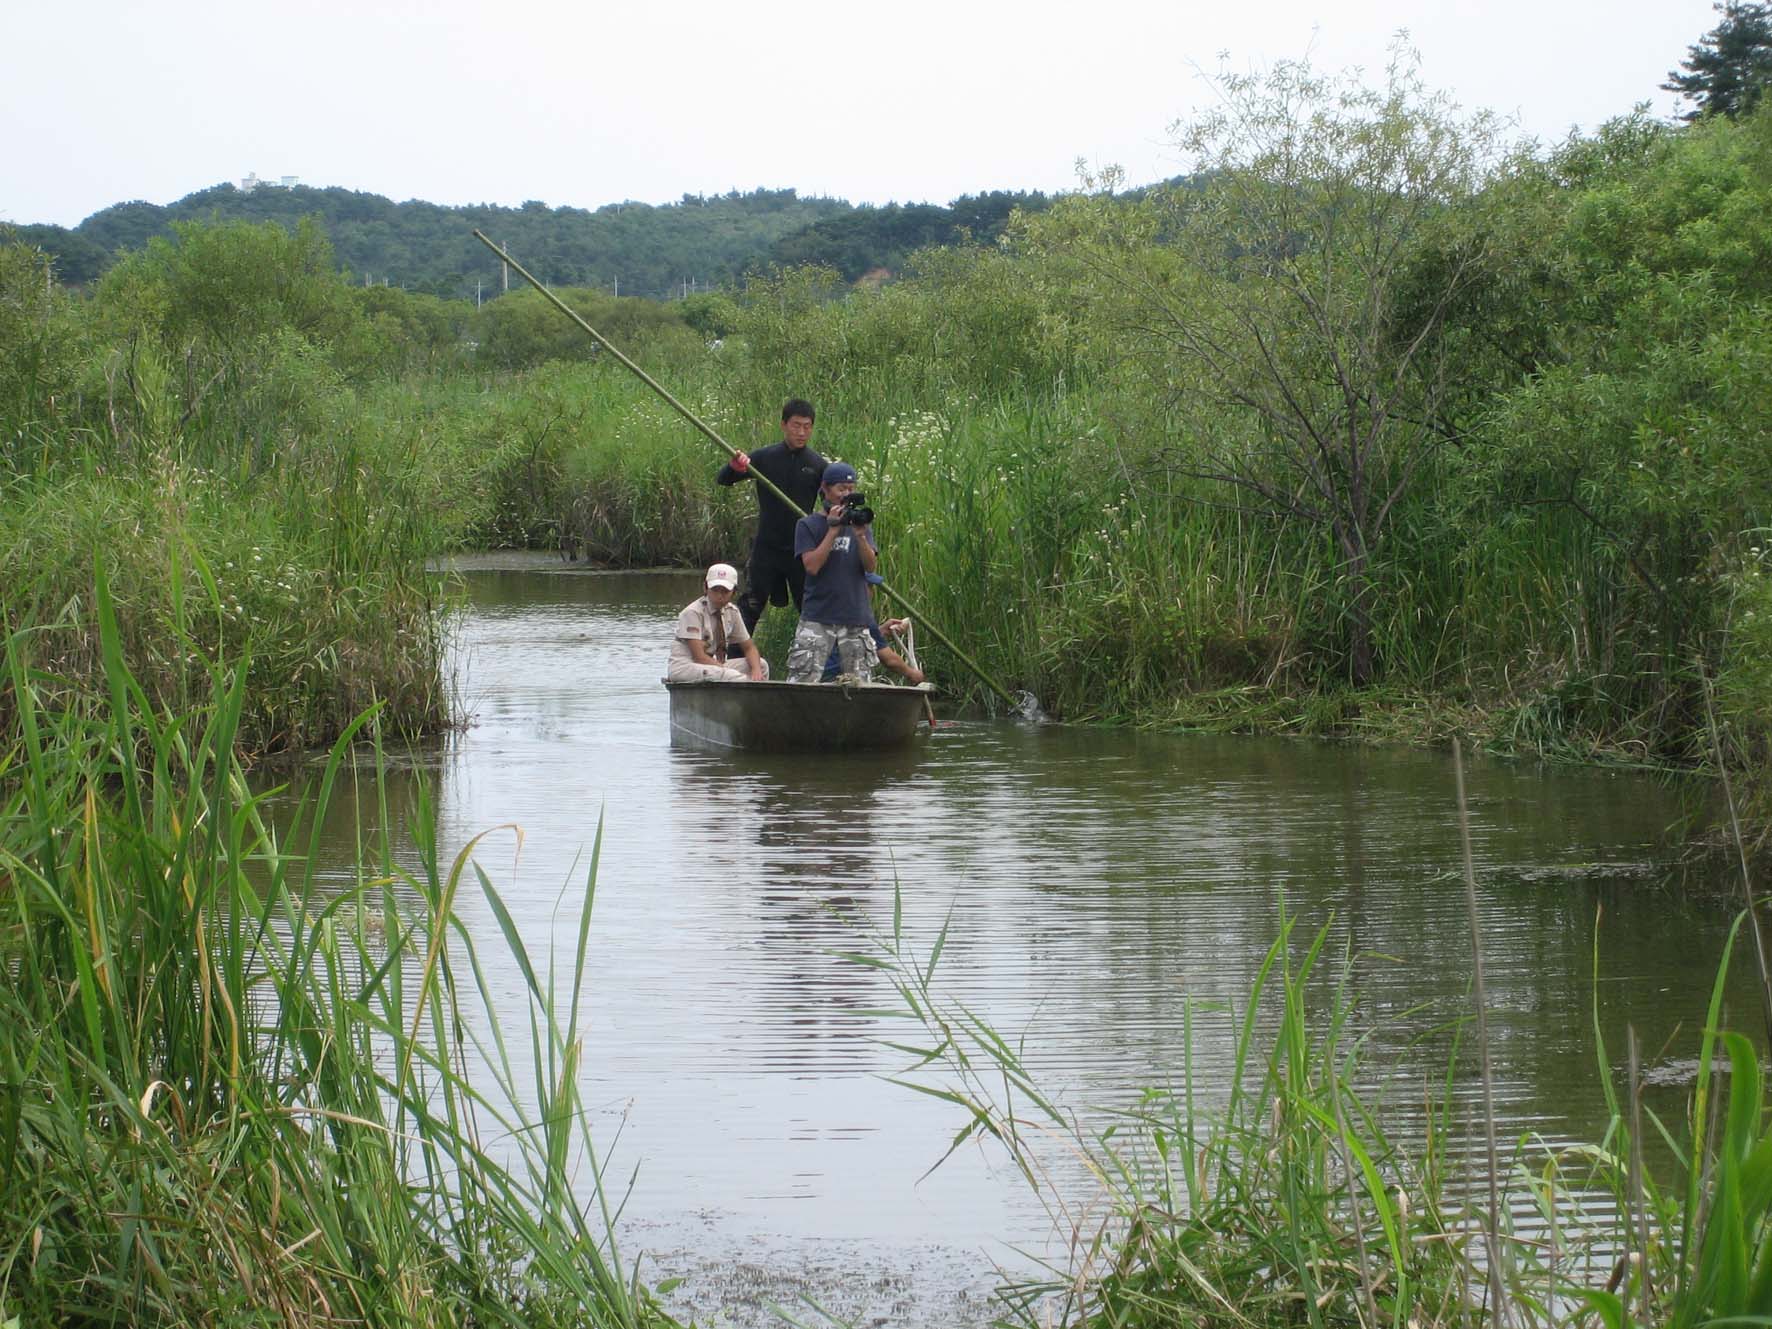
[764,192,1054,278]
[13,183,1056,297]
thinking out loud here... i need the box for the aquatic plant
[0,588,680,1327]
[859,765,1772,1327]
[0,447,450,760]
[864,894,1492,1327]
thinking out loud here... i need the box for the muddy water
[273,555,1749,1326]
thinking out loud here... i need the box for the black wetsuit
[717,441,828,632]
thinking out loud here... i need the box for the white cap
[705,562,739,590]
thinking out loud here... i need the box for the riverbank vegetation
[0,610,681,1325]
[0,222,460,760]
[3,51,1769,791]
[871,878,1772,1327]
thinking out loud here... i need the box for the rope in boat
[887,619,918,674]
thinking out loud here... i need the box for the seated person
[667,563,768,682]
[822,617,925,684]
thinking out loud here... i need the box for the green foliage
[1459,105,1772,760]
[677,291,740,340]
[60,183,855,298]
[344,284,469,376]
[872,901,1483,1327]
[39,182,1054,299]
[1670,1025,1772,1324]
[8,78,1772,808]
[68,219,371,473]
[1019,48,1511,686]
[1556,106,1772,297]
[0,236,86,441]
[0,446,449,759]
[835,396,1317,719]
[3,222,109,284]
[764,191,1054,280]
[733,247,1081,404]
[873,876,1772,1329]
[1665,1,1772,120]
[1,219,461,759]
[1716,538,1772,834]
[96,216,355,354]
[469,286,702,372]
[0,610,682,1327]
[1562,915,1772,1329]
[552,369,749,566]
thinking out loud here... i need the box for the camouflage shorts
[785,621,878,683]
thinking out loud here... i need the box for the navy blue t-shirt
[793,513,875,625]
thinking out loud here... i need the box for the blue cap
[865,572,885,585]
[822,462,857,486]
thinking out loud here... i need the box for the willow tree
[1025,51,1509,685]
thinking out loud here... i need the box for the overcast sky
[7,0,1721,229]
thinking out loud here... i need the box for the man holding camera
[786,462,879,682]
[716,398,828,634]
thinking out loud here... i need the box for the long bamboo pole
[471,230,1023,710]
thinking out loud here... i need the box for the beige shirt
[669,596,751,667]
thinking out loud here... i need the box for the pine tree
[1664,1,1772,119]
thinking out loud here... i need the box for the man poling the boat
[715,399,827,635]
[470,230,1039,717]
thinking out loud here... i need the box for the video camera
[834,492,875,527]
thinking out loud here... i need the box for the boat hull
[665,678,931,752]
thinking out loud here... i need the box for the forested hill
[20,185,848,297]
[12,183,1056,296]
[767,192,1054,279]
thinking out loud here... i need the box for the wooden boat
[664,678,934,752]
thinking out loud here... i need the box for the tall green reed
[862,891,1481,1328]
[0,575,679,1327]
[0,428,450,759]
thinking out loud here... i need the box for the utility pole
[502,241,509,293]
[476,278,482,308]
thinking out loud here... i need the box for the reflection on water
[264,554,1744,1326]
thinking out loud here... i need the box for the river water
[272,555,1751,1326]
